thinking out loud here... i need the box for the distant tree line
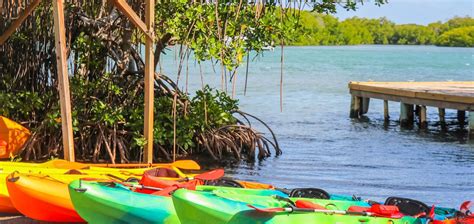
[291,12,474,47]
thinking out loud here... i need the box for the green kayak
[68,180,180,224]
[172,188,424,224]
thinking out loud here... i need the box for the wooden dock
[348,81,474,135]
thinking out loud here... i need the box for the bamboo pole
[143,0,155,163]
[0,0,42,45]
[52,0,75,161]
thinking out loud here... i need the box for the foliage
[292,13,474,47]
[436,26,474,47]
[0,1,385,162]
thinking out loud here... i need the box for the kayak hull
[6,173,85,222]
[69,180,180,224]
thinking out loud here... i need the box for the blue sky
[335,0,473,25]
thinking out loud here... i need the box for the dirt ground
[0,215,38,224]
[0,214,67,224]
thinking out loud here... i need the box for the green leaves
[436,26,474,47]
[291,12,473,47]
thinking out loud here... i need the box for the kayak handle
[74,188,88,193]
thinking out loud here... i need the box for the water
[160,45,474,208]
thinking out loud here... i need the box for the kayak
[69,180,180,224]
[0,116,31,159]
[0,159,201,171]
[5,172,129,222]
[172,189,424,224]
[138,169,273,191]
[0,165,76,213]
[5,169,188,222]
[68,180,368,224]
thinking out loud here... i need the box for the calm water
[161,45,474,208]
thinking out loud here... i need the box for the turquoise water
[161,45,474,208]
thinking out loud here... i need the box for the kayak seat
[144,167,180,178]
[348,206,370,213]
[369,204,403,218]
[385,197,430,217]
[295,200,327,210]
[349,205,404,218]
[289,188,330,200]
[204,178,244,188]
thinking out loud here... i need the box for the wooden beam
[143,0,155,163]
[0,0,42,45]
[112,0,154,41]
[52,0,75,161]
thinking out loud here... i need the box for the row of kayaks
[1,159,472,224]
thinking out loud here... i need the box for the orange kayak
[6,173,90,222]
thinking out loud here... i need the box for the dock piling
[400,103,414,127]
[415,105,421,118]
[438,108,446,125]
[350,95,361,118]
[469,112,474,138]
[457,110,466,126]
[419,105,427,129]
[361,98,370,115]
[383,100,389,122]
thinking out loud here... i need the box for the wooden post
[415,105,421,118]
[112,0,154,40]
[350,95,361,118]
[52,0,75,161]
[360,98,370,115]
[457,110,466,126]
[468,111,474,139]
[400,103,414,127]
[438,108,446,124]
[419,105,427,129]
[143,0,155,163]
[383,100,389,122]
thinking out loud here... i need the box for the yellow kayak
[0,159,198,214]
[0,159,201,170]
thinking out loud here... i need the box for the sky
[335,0,473,25]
